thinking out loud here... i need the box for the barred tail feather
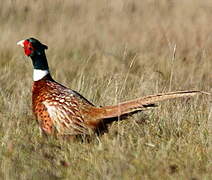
[101,90,209,119]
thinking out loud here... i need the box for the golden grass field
[0,0,211,179]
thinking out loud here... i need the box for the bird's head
[17,37,48,57]
[17,37,50,75]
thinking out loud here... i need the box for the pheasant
[17,38,208,137]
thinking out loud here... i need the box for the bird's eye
[29,47,33,50]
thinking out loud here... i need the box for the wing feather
[42,101,90,135]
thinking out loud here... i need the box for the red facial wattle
[24,40,34,56]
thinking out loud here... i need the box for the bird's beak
[17,40,25,47]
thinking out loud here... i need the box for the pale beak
[17,40,25,47]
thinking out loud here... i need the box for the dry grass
[0,0,211,179]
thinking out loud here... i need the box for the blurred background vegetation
[0,0,211,179]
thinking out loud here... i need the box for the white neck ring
[33,69,49,81]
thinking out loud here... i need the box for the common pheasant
[17,38,208,137]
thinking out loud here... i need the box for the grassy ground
[0,0,211,179]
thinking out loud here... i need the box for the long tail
[100,90,210,119]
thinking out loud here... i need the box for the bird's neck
[30,52,51,81]
[33,69,50,81]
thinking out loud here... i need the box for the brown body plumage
[17,38,209,137]
[32,74,206,136]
